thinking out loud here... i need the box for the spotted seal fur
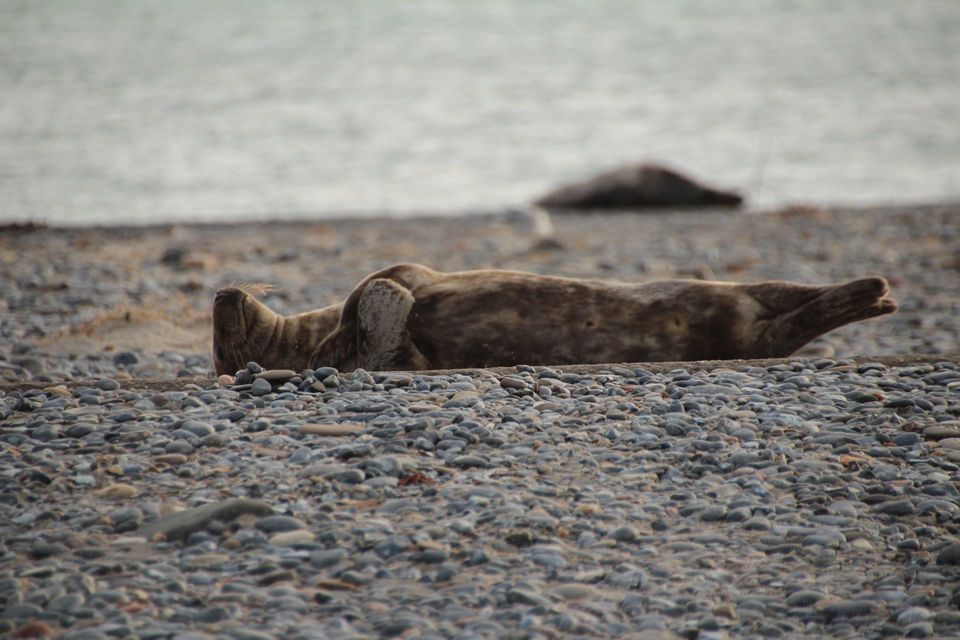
[211,264,897,374]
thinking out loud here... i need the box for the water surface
[1,1,958,224]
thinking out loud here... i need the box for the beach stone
[310,548,347,569]
[819,599,878,620]
[255,515,305,533]
[500,376,527,390]
[96,378,120,391]
[417,549,448,564]
[743,516,771,531]
[924,426,960,440]
[112,351,139,366]
[700,506,727,521]
[137,498,274,542]
[608,526,639,542]
[95,483,139,499]
[786,591,825,607]
[255,369,296,382]
[250,378,273,396]
[155,453,188,465]
[505,530,536,548]
[11,621,57,638]
[875,499,916,516]
[936,543,960,565]
[897,607,933,625]
[269,530,315,546]
[29,542,66,559]
[937,438,960,450]
[550,584,598,601]
[451,455,487,469]
[299,423,363,437]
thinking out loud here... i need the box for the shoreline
[3,199,960,232]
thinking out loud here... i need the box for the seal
[535,163,743,209]
[212,283,342,375]
[305,263,897,371]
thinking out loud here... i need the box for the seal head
[212,285,341,375]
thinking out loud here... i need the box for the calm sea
[1,1,958,225]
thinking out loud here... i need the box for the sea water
[1,0,958,225]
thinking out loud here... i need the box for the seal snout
[214,287,246,308]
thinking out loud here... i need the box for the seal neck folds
[211,286,341,375]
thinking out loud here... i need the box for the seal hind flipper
[356,278,432,371]
[753,277,897,357]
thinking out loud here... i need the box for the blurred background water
[1,0,958,226]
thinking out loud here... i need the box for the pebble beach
[2,204,960,639]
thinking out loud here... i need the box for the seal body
[308,264,896,371]
[535,163,743,209]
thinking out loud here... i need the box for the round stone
[250,377,273,396]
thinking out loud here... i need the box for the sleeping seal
[535,163,743,209]
[213,264,897,374]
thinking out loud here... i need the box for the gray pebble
[255,515,305,533]
[250,378,273,396]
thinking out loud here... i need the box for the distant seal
[535,163,743,209]
[212,284,342,376]
[304,263,896,371]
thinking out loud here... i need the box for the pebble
[1,314,958,639]
[255,516,305,533]
[935,543,960,565]
[250,378,273,396]
[299,423,364,436]
[136,498,274,541]
[268,530,315,546]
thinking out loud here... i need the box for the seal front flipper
[357,278,432,371]
[752,277,897,357]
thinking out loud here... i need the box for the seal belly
[406,276,752,367]
[407,279,669,367]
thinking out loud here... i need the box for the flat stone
[874,499,915,516]
[256,515,306,533]
[94,483,139,499]
[255,369,297,382]
[550,584,599,601]
[269,530,315,546]
[923,426,960,440]
[450,455,487,469]
[937,437,960,450]
[137,498,274,542]
[819,599,878,620]
[786,591,825,607]
[299,423,364,437]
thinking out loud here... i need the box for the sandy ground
[2,202,958,379]
[2,204,960,640]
